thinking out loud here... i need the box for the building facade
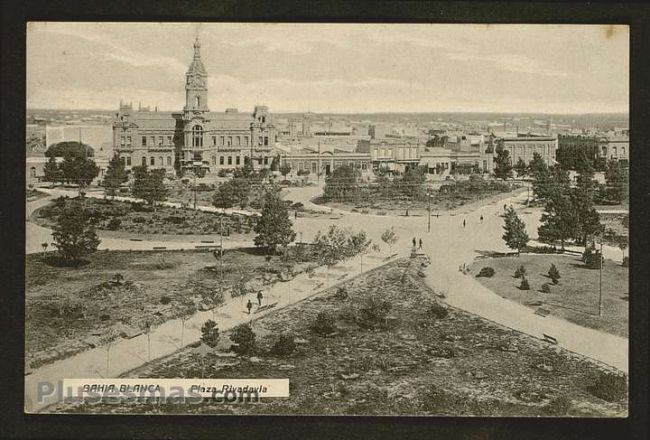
[496,135,557,166]
[280,149,372,177]
[113,38,277,175]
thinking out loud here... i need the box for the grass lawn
[25,249,310,369]
[51,257,627,416]
[470,254,628,338]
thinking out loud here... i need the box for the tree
[513,157,528,178]
[279,163,291,178]
[605,159,628,203]
[230,323,256,356]
[502,206,529,255]
[270,155,280,172]
[323,165,360,202]
[537,168,575,250]
[493,145,513,180]
[212,180,239,211]
[60,153,99,194]
[131,165,168,208]
[51,200,101,264]
[529,153,552,201]
[548,264,561,284]
[253,190,296,253]
[43,156,64,185]
[397,166,426,199]
[381,227,398,253]
[617,236,628,260]
[200,320,220,349]
[103,153,128,199]
[573,159,601,245]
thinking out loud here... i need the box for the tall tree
[60,153,99,194]
[572,158,601,245]
[103,153,128,200]
[253,190,296,253]
[279,163,291,178]
[529,152,551,201]
[212,180,239,211]
[398,166,426,199]
[604,159,628,204]
[323,165,361,202]
[493,145,513,180]
[51,200,101,265]
[513,157,528,178]
[537,167,575,250]
[131,165,168,208]
[502,206,529,255]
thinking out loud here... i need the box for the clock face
[189,76,206,88]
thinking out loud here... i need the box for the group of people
[245,290,265,314]
[412,237,424,250]
[461,214,484,228]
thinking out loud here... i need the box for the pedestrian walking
[463,219,466,228]
[406,208,409,217]
[412,237,417,248]
[480,215,484,223]
[257,290,263,306]
[419,238,423,249]
[294,210,298,219]
[246,299,253,314]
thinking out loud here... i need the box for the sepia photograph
[24,22,629,417]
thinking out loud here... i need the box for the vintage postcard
[25,22,629,416]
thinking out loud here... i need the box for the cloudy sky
[26,22,629,114]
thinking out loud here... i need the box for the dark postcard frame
[1,1,648,439]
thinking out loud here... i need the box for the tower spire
[193,36,201,60]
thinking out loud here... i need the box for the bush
[588,372,627,402]
[200,320,220,348]
[519,277,530,290]
[270,334,296,357]
[548,264,560,283]
[160,295,172,305]
[356,297,392,330]
[132,216,147,224]
[543,396,572,416]
[230,323,256,356]
[476,267,495,278]
[333,287,349,300]
[514,264,526,278]
[106,217,122,230]
[165,215,185,224]
[311,311,337,336]
[426,302,449,319]
[541,283,551,293]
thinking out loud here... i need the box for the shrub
[230,323,256,356]
[311,311,337,336]
[588,372,627,402]
[541,283,551,293]
[476,267,495,278]
[543,396,572,416]
[106,217,122,230]
[160,295,172,305]
[519,277,530,290]
[165,215,185,224]
[200,320,220,348]
[356,297,392,330]
[270,334,296,357]
[132,216,147,224]
[514,264,526,278]
[548,264,560,283]
[333,287,349,300]
[426,302,449,319]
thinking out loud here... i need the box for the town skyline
[27,22,629,114]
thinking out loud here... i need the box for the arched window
[192,125,203,148]
[195,96,200,107]
[30,167,36,178]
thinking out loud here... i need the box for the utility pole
[317,140,321,185]
[193,166,197,210]
[598,240,603,317]
[427,190,431,233]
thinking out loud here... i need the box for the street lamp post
[427,191,432,233]
[598,239,603,317]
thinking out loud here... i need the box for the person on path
[463,219,466,228]
[419,238,423,249]
[257,290,263,306]
[480,215,484,223]
[246,299,253,314]
[295,210,297,219]
[412,237,417,248]
[406,208,409,217]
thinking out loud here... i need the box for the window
[142,156,146,166]
[227,136,232,147]
[167,136,172,145]
[228,156,232,165]
[612,147,618,156]
[259,136,263,145]
[142,136,147,146]
[192,126,204,148]
[236,156,240,165]
[120,136,125,146]
[243,136,248,146]
[220,156,224,165]
[312,162,317,173]
[622,146,626,156]
[158,156,163,166]
[236,136,241,146]
[264,136,269,146]
[30,167,36,178]
[264,157,269,165]
[150,157,155,166]
[158,136,163,146]
[150,136,155,146]
[195,96,200,107]
[120,156,126,165]
[126,157,131,166]
[212,136,217,146]
[220,136,225,146]
[211,156,216,165]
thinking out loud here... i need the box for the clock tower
[184,37,209,113]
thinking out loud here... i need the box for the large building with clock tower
[112,38,277,175]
